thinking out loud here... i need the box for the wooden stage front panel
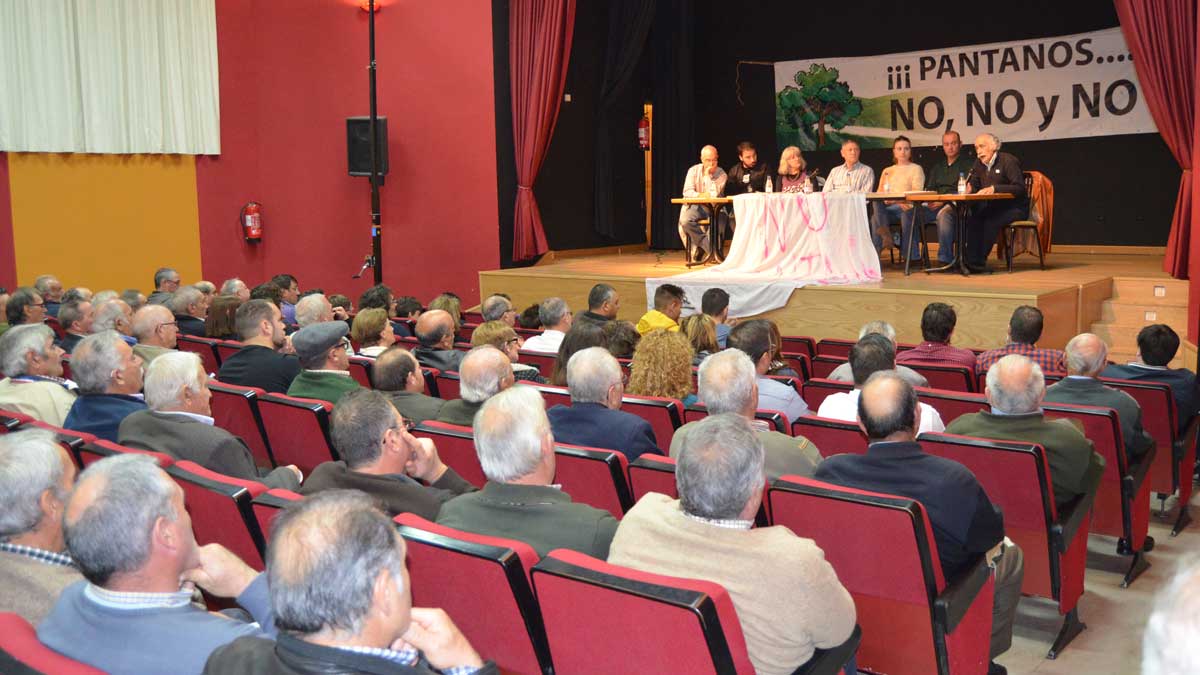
[479,251,1171,351]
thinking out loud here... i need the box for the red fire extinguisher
[240,202,263,243]
[638,115,650,151]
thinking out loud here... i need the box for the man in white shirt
[520,297,571,354]
[728,320,809,423]
[818,334,944,434]
[678,145,729,263]
[822,139,875,193]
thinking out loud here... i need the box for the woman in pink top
[870,135,926,262]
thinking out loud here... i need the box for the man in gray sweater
[38,454,277,675]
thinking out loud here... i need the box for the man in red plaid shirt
[896,303,977,371]
[976,306,1066,375]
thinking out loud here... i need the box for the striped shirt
[335,643,482,674]
[975,343,1066,376]
[0,541,75,568]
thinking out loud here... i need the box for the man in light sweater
[608,414,856,675]
[38,454,277,675]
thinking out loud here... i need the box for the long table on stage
[910,192,1014,276]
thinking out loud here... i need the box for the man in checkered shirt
[976,306,1066,376]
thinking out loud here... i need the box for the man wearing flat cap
[285,321,362,404]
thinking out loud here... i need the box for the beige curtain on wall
[0,0,220,154]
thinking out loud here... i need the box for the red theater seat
[77,439,174,468]
[251,488,304,542]
[166,460,267,570]
[683,404,790,434]
[517,350,556,378]
[209,381,276,468]
[410,421,484,487]
[811,355,846,379]
[915,389,988,425]
[347,356,374,388]
[553,443,633,517]
[434,371,461,401]
[627,454,679,502]
[906,363,976,392]
[619,394,683,448]
[176,335,222,373]
[781,335,817,359]
[215,340,244,363]
[801,378,853,412]
[256,393,336,476]
[0,612,105,674]
[816,338,855,358]
[791,416,866,456]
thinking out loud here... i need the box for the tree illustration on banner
[776,64,863,150]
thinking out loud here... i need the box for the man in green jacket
[920,130,976,265]
[286,321,361,404]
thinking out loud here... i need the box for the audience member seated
[870,135,926,260]
[976,305,1066,375]
[92,298,136,345]
[216,299,301,394]
[394,295,422,337]
[428,292,462,328]
[829,320,928,387]
[413,309,465,372]
[438,386,619,557]
[471,320,545,383]
[221,278,251,302]
[286,322,361,404]
[55,299,93,354]
[193,281,216,313]
[92,289,120,306]
[205,294,243,341]
[481,294,517,326]
[1045,333,1155,464]
[521,297,572,353]
[627,329,698,406]
[0,429,81,624]
[517,303,541,329]
[295,293,341,331]
[546,347,661,461]
[34,275,64,318]
[435,347,514,427]
[818,334,945,433]
[250,282,283,307]
[146,266,181,305]
[602,319,640,359]
[328,292,353,316]
[815,371,1022,672]
[636,283,685,335]
[1102,324,1200,434]
[550,321,606,386]
[895,302,977,370]
[678,145,729,263]
[272,273,300,325]
[39,454,277,675]
[3,287,47,335]
[701,287,734,348]
[765,320,800,378]
[168,286,209,338]
[728,319,809,422]
[1142,557,1200,675]
[63,287,94,304]
[357,283,395,317]
[947,354,1104,510]
[352,308,397,358]
[680,313,719,365]
[671,349,821,479]
[0,324,76,425]
[576,283,620,327]
[301,389,475,518]
[609,414,856,675]
[206,491,495,675]
[373,346,446,424]
[131,304,179,366]
[119,288,146,312]
[63,331,147,442]
[822,138,875,193]
[119,352,301,489]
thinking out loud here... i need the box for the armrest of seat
[1172,415,1200,462]
[1127,443,1157,493]
[1053,465,1103,549]
[790,625,862,675]
[934,554,991,633]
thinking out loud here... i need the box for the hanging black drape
[649,0,696,250]
[592,0,656,239]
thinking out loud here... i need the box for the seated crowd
[0,267,1197,675]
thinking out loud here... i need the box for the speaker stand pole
[367,0,383,285]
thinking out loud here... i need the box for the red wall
[196,0,500,304]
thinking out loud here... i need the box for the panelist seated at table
[726,141,769,196]
[678,144,729,263]
[822,138,874,193]
[964,132,1029,271]
[776,146,812,193]
[870,135,926,262]
[920,130,976,265]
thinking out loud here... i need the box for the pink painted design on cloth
[798,192,830,232]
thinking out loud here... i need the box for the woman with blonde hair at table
[776,146,810,193]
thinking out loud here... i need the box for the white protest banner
[774,27,1157,150]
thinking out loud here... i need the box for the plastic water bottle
[802,175,812,193]
[883,180,890,193]
[765,176,773,193]
[957,172,967,194]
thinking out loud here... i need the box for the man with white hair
[609,414,856,675]
[193,281,216,311]
[146,267,181,305]
[301,389,475,518]
[0,429,82,623]
[520,297,572,353]
[294,293,333,328]
[221,277,251,302]
[480,294,517,326]
[679,144,730,263]
[168,286,208,337]
[119,288,147,312]
[92,298,136,346]
[63,331,147,442]
[118,352,301,489]
[0,324,76,425]
[671,349,821,479]
[828,319,928,387]
[55,299,94,354]
[546,347,660,461]
[38,454,276,674]
[947,354,1105,510]
[131,304,179,366]
[1142,558,1200,674]
[435,346,514,427]
[34,274,64,317]
[819,333,945,433]
[1045,333,1155,463]
[964,133,1028,271]
[205,491,495,674]
[438,386,619,557]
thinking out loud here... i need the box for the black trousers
[966,204,1026,266]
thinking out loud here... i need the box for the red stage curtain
[509,0,576,261]
[1114,0,1196,278]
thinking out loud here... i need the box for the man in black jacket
[965,132,1029,271]
[216,300,300,394]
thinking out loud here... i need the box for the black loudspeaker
[346,116,389,177]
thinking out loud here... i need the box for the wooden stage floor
[479,249,1171,352]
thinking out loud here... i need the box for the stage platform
[479,248,1175,354]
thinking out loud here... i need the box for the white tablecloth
[647,192,881,318]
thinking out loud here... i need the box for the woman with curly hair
[471,320,546,383]
[679,314,719,365]
[627,329,697,406]
[351,308,396,357]
[550,322,606,386]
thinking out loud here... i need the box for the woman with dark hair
[602,320,640,359]
[351,308,396,357]
[550,321,607,386]
[205,294,242,341]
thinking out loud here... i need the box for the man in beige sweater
[609,414,856,675]
[0,428,82,624]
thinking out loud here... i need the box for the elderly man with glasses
[130,304,179,366]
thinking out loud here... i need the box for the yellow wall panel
[7,153,202,293]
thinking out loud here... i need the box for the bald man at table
[964,133,1028,272]
[679,145,729,264]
